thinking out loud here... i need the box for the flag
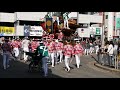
[46,18,53,34]
[24,25,30,37]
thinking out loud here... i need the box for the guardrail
[97,48,119,70]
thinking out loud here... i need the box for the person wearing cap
[73,40,84,68]
[63,40,74,72]
[55,39,64,63]
[1,39,12,69]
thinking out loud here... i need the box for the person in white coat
[21,37,30,62]
[107,41,114,67]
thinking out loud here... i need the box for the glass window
[106,15,108,19]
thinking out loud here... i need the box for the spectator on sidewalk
[107,41,114,67]
[102,42,109,65]
[84,41,90,55]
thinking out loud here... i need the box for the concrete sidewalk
[94,63,120,73]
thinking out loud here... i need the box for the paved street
[0,54,120,78]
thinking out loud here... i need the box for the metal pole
[101,12,105,48]
[117,56,118,69]
[77,12,79,25]
[115,55,116,69]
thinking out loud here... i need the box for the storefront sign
[77,28,90,38]
[0,26,15,36]
[96,28,101,35]
[30,26,43,36]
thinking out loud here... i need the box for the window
[0,22,14,27]
[106,15,108,19]
[19,20,41,26]
[78,12,88,14]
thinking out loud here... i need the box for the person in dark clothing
[1,39,12,69]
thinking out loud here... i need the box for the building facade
[0,12,119,41]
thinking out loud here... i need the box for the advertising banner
[30,26,43,36]
[0,26,15,36]
[46,18,53,34]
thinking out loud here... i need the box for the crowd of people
[97,40,120,67]
[1,32,120,77]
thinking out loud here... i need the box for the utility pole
[101,12,105,48]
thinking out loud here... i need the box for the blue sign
[24,25,30,37]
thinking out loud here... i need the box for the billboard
[30,26,44,36]
[0,26,15,36]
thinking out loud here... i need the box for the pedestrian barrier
[97,49,119,70]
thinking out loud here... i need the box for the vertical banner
[116,18,120,29]
[46,18,53,34]
[116,12,120,30]
[24,25,30,37]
